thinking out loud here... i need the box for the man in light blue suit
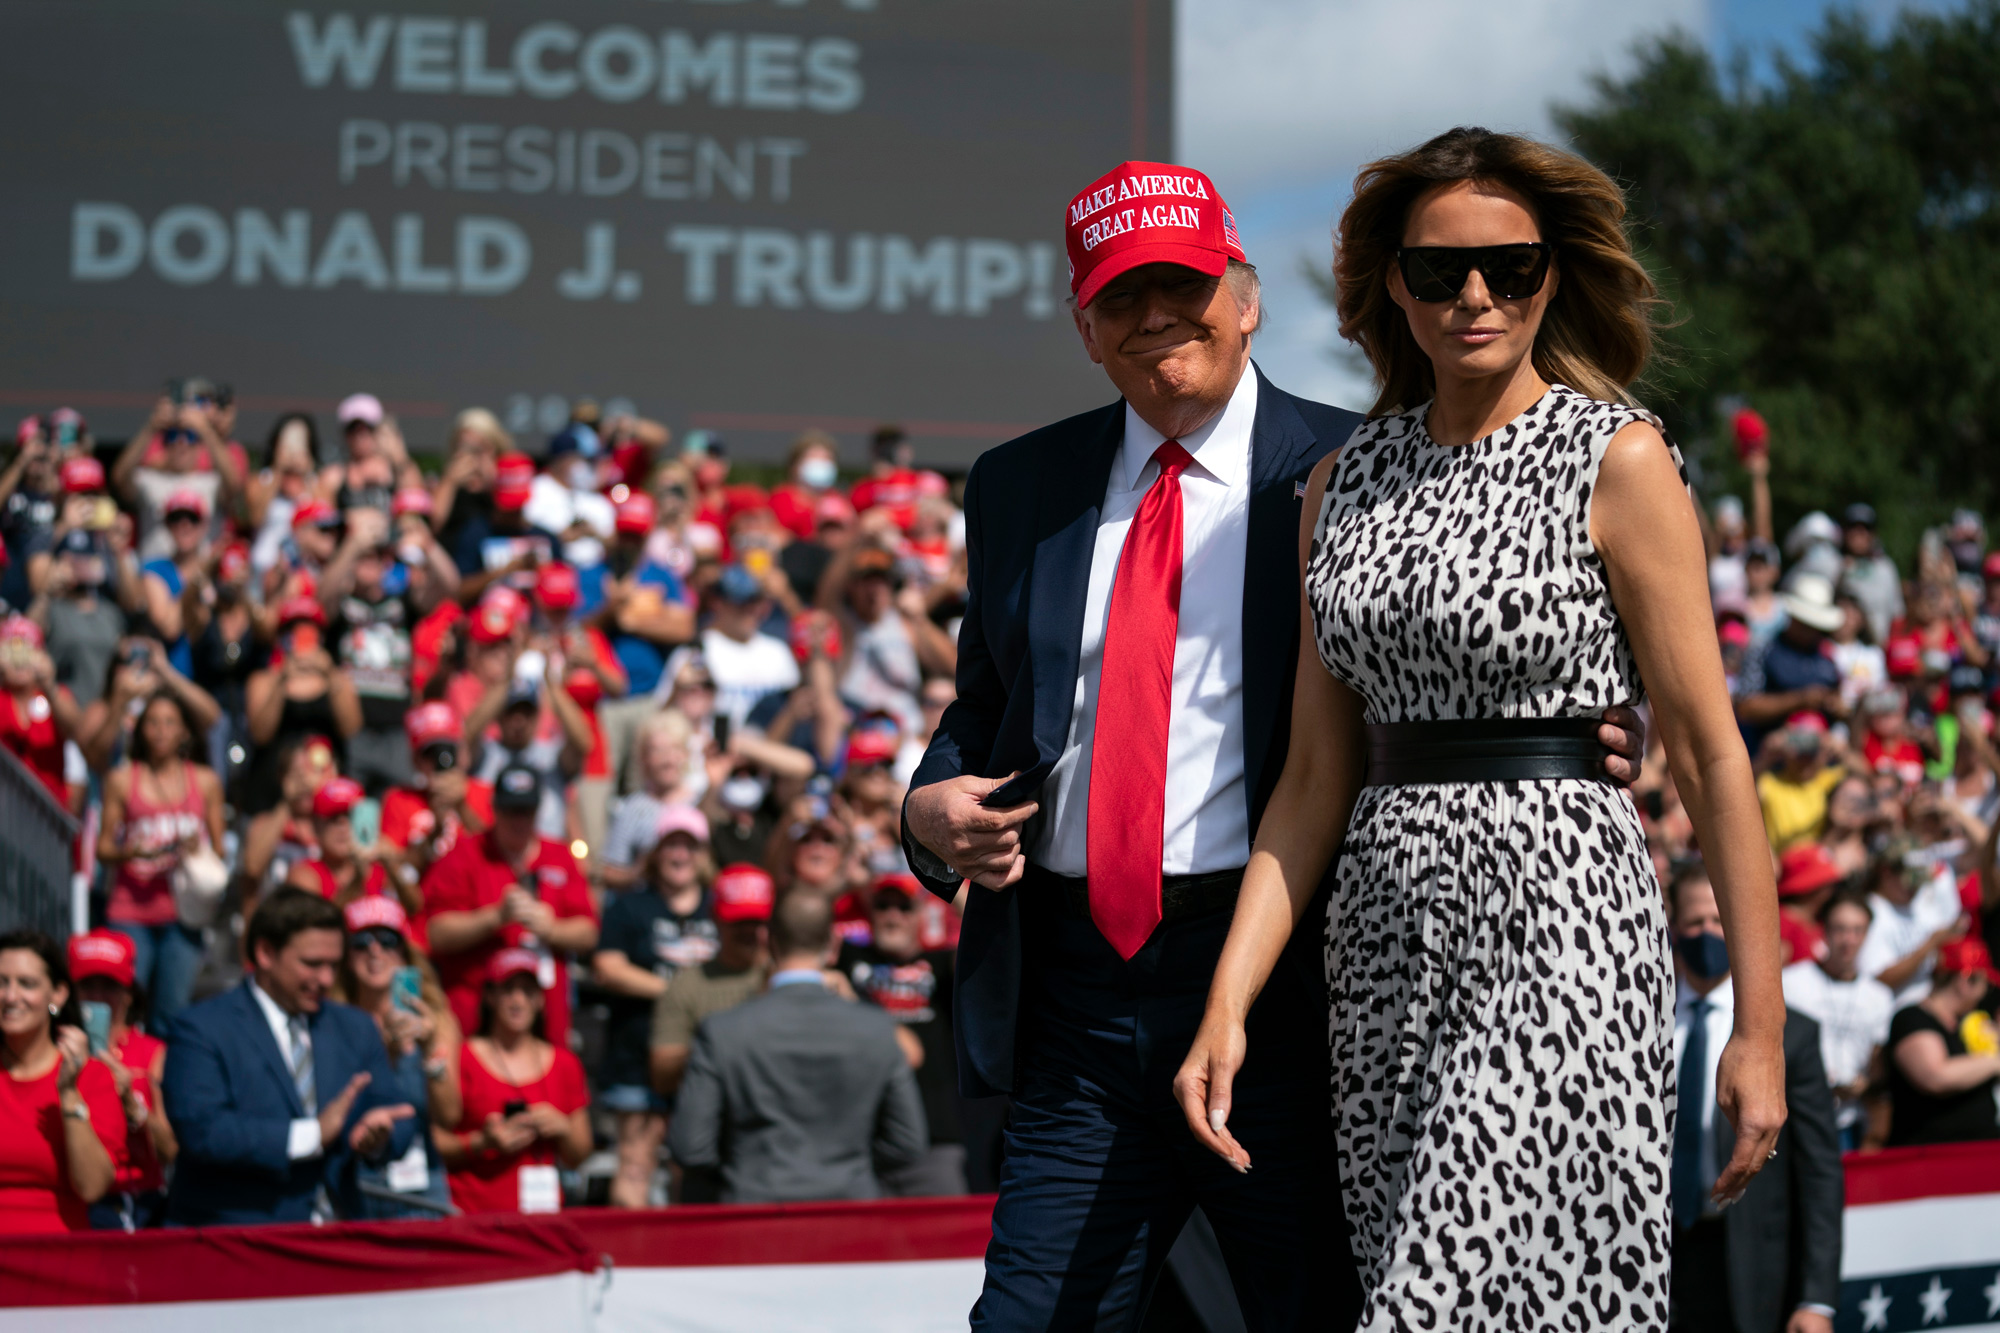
[164,888,415,1226]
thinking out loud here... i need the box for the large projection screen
[0,1,1174,459]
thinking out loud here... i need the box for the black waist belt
[1364,717,1610,786]
[1025,863,1244,924]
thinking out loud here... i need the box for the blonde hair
[1333,126,1664,416]
[624,708,693,795]
[450,407,513,454]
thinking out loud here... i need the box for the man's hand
[347,1102,415,1156]
[1598,704,1648,786]
[317,1072,371,1144]
[904,773,1038,890]
[1786,1309,1832,1333]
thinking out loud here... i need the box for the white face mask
[719,775,768,812]
[798,457,838,491]
[563,460,595,492]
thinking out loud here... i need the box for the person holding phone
[438,948,589,1215]
[243,596,361,815]
[66,930,175,1230]
[334,897,460,1220]
[0,616,82,808]
[287,777,403,912]
[97,688,227,1032]
[378,702,494,891]
[0,931,123,1234]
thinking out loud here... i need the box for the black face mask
[1677,931,1730,980]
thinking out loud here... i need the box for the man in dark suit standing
[162,888,415,1226]
[902,160,1646,1331]
[1667,864,1843,1332]
[669,892,927,1203]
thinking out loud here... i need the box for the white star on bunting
[1985,1268,2000,1319]
[1860,1283,1892,1332]
[1919,1274,1953,1325]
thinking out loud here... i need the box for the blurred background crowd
[0,381,984,1231]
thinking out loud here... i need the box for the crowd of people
[1,381,1996,1239]
[0,384,976,1230]
[1639,438,2000,1160]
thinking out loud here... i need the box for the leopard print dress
[1305,385,1676,1332]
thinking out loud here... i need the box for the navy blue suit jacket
[903,365,1363,1097]
[162,982,416,1226]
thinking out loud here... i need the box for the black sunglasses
[348,926,405,954]
[1396,243,1551,302]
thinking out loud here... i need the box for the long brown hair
[1333,126,1664,417]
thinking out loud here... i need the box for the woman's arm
[96,768,132,866]
[245,667,286,746]
[327,667,363,739]
[1175,451,1368,1169]
[1593,420,1787,1203]
[144,1042,178,1165]
[199,765,227,852]
[1892,1029,2000,1095]
[591,949,669,999]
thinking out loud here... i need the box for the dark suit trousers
[973,885,1360,1333]
[1671,1219,1737,1333]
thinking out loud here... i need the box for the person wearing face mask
[1667,864,1842,1333]
[771,430,843,541]
[525,425,616,570]
[1885,936,2000,1146]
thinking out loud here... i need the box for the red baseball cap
[276,596,326,628]
[313,776,364,820]
[713,864,775,923]
[1776,843,1844,899]
[405,700,460,749]
[869,872,922,907]
[1938,936,2000,985]
[614,491,656,536]
[487,947,545,986]
[217,541,250,584]
[291,498,340,531]
[1,615,44,649]
[467,600,516,645]
[1065,161,1246,309]
[67,930,137,989]
[392,486,435,518]
[59,456,106,494]
[1887,638,1921,678]
[535,561,580,612]
[844,727,899,770]
[815,492,856,527]
[494,454,534,510]
[343,895,409,937]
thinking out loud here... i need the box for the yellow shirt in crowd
[1756,765,1846,851]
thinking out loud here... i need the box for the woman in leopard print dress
[1173,128,1789,1331]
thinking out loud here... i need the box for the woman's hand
[482,1111,536,1154]
[1173,1013,1251,1172]
[55,1025,88,1091]
[1712,1032,1787,1206]
[99,1051,136,1101]
[523,1102,571,1139]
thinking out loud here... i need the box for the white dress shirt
[1672,975,1735,1216]
[1035,366,1257,878]
[248,979,323,1161]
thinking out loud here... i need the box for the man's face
[355,549,388,594]
[718,919,769,968]
[870,894,920,959]
[493,807,538,859]
[1821,901,1871,975]
[1073,263,1255,413]
[317,811,354,860]
[255,927,343,1015]
[713,597,765,641]
[1672,876,1724,939]
[847,573,892,622]
[499,704,538,749]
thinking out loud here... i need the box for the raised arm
[1176,450,1368,1169]
[1593,420,1786,1204]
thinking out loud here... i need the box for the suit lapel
[1239,366,1319,827]
[234,982,307,1118]
[1023,401,1124,784]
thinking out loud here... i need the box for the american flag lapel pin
[1294,480,1308,499]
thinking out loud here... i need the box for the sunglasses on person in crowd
[1395,243,1552,302]
[678,675,716,692]
[349,926,405,954]
[424,742,459,771]
[164,428,201,446]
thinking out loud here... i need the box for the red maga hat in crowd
[487,947,545,986]
[1939,936,2000,984]
[405,700,460,749]
[535,561,581,612]
[467,600,516,645]
[291,498,340,531]
[1064,160,1246,309]
[313,776,364,820]
[68,930,137,988]
[392,486,434,517]
[494,454,535,510]
[614,491,656,535]
[1776,843,1844,899]
[713,864,775,923]
[59,456,106,494]
[276,596,326,627]
[163,489,209,521]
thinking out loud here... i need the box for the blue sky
[1178,0,1964,408]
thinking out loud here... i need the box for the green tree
[1550,2,2000,559]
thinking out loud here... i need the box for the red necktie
[1087,439,1192,959]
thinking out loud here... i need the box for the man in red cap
[647,863,772,1103]
[900,161,1648,1328]
[379,700,494,888]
